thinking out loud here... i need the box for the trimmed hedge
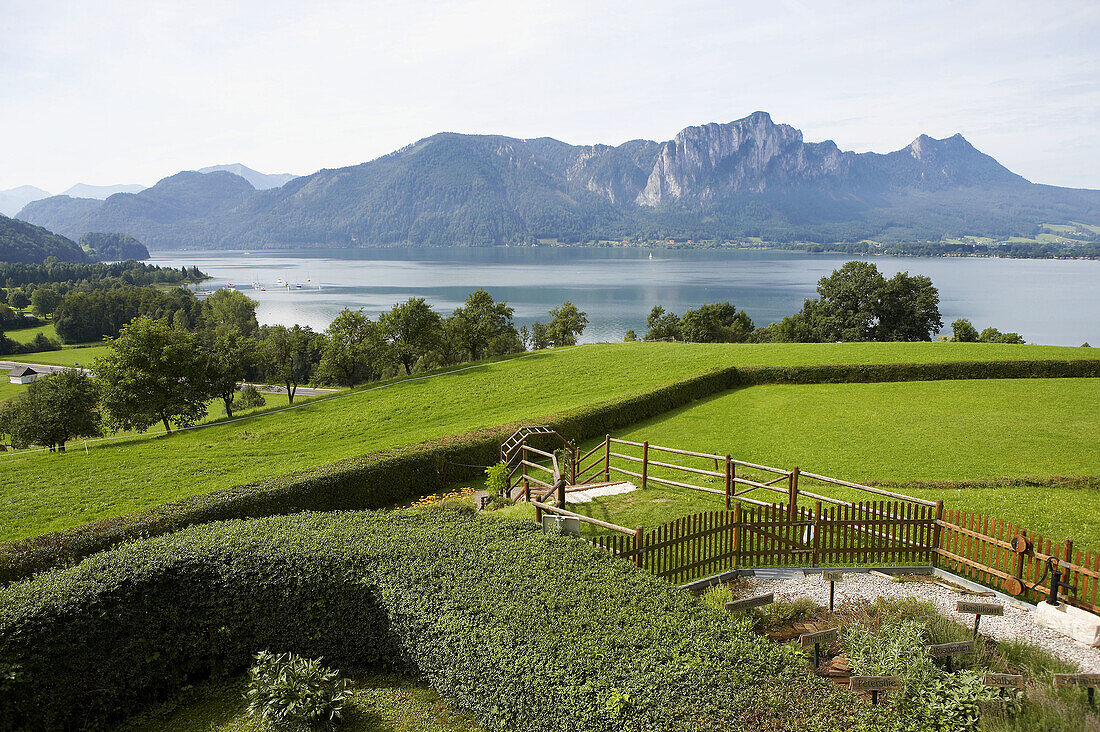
[2,359,1097,584]
[0,509,888,731]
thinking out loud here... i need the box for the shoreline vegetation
[141,233,1100,260]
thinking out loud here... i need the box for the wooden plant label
[957,600,1003,616]
[725,593,774,611]
[822,570,843,582]
[799,627,838,647]
[926,640,974,658]
[983,673,1024,690]
[849,675,901,692]
[1054,673,1100,689]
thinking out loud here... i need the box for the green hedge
[0,509,887,731]
[2,359,1096,584]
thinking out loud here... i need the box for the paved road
[1,362,338,397]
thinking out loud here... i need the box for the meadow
[1,341,1096,542]
[537,377,1100,548]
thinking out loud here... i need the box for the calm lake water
[147,248,1100,346]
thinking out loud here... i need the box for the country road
[0,361,337,397]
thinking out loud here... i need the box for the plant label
[799,627,838,647]
[983,673,1024,690]
[725,593,773,611]
[1054,673,1100,689]
[925,641,974,658]
[957,600,1003,616]
[849,676,901,692]
[822,570,843,582]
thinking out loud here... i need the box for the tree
[30,288,62,318]
[94,317,211,434]
[449,290,519,361]
[0,368,102,451]
[380,298,443,374]
[204,329,256,418]
[875,272,942,341]
[316,309,387,386]
[644,306,681,341]
[259,324,323,402]
[624,329,637,342]
[530,321,551,350]
[202,289,259,336]
[6,289,30,310]
[812,261,886,341]
[545,301,588,347]
[952,318,979,342]
[979,327,1025,344]
[679,302,753,343]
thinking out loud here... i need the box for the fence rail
[507,429,1098,614]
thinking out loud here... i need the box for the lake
[147,247,1100,346]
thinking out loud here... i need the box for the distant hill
[0,214,89,264]
[197,163,297,190]
[16,112,1100,249]
[80,232,150,261]
[61,183,146,199]
[0,186,51,217]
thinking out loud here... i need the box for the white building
[8,366,38,385]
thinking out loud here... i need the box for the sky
[2,0,1099,193]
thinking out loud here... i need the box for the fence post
[812,500,822,568]
[571,445,577,485]
[641,441,649,490]
[725,454,732,511]
[732,502,742,569]
[788,466,800,520]
[931,500,944,568]
[558,477,566,508]
[604,434,611,482]
[634,527,644,568]
[522,456,530,502]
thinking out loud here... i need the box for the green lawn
[557,378,1100,549]
[118,674,483,732]
[0,380,28,403]
[3,323,58,343]
[6,343,111,367]
[1,341,1096,542]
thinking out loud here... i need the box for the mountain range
[196,164,297,190]
[16,112,1100,250]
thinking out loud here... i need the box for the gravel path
[746,571,1100,673]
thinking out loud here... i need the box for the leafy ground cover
[5,341,1091,541]
[118,673,485,732]
[491,378,1100,548]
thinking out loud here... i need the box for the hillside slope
[0,214,89,264]
[1,340,1096,542]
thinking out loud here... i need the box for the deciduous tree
[0,368,102,451]
[381,298,442,374]
[94,317,210,434]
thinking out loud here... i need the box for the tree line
[0,290,588,450]
[629,261,1024,344]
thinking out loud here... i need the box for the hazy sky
[3,0,1099,192]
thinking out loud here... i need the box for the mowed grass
[1,341,1096,542]
[3,323,58,343]
[118,674,484,732]
[561,378,1100,549]
[6,344,111,367]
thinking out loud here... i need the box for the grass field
[119,674,483,732]
[542,377,1100,549]
[1,341,1096,542]
[6,343,111,367]
[3,323,58,343]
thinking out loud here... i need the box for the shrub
[483,461,509,498]
[0,510,887,731]
[700,582,734,610]
[245,651,350,730]
[234,384,267,412]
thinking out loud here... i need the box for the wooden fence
[586,500,937,586]
[937,509,1100,613]
[525,432,1100,613]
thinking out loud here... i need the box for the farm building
[8,366,38,384]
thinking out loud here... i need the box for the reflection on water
[148,247,1100,346]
